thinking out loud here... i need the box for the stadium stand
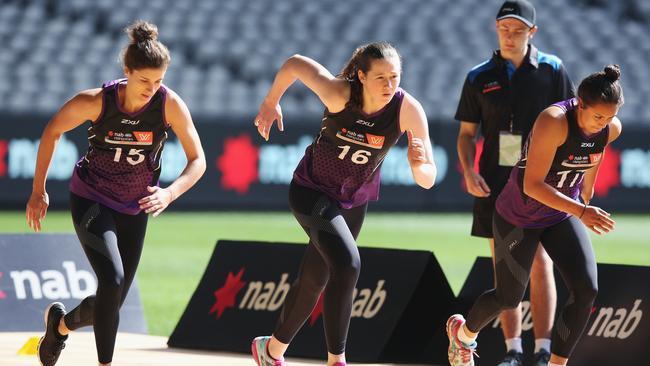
[0,0,648,123]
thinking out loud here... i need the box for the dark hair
[122,20,171,70]
[578,64,624,107]
[337,42,401,111]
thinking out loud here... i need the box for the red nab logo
[365,133,385,149]
[590,153,603,164]
[209,268,248,319]
[133,131,153,144]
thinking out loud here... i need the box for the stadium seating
[0,0,648,123]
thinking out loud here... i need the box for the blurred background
[1,0,648,337]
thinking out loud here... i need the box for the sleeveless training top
[293,88,405,208]
[69,79,170,214]
[496,98,610,228]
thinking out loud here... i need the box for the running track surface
[1,332,435,366]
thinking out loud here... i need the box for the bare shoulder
[537,105,568,130]
[399,91,427,131]
[401,91,425,112]
[162,87,192,126]
[72,88,103,107]
[608,116,622,143]
[531,105,568,145]
[60,88,104,121]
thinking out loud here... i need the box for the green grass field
[1,211,648,336]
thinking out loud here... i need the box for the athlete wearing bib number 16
[251,42,436,366]
[25,20,206,366]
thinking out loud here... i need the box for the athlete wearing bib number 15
[25,20,206,366]
[446,65,624,366]
[251,42,437,366]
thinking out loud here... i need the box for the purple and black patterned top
[496,98,610,228]
[69,79,170,214]
[293,88,405,208]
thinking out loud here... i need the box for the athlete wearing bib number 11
[446,64,624,366]
[250,42,436,366]
[26,20,206,366]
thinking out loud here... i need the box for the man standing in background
[455,1,574,365]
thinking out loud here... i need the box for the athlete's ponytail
[578,64,624,107]
[338,42,401,111]
[122,20,171,70]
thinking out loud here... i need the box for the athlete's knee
[571,279,598,305]
[98,267,126,296]
[331,254,361,283]
[532,247,553,275]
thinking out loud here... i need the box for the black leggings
[274,181,367,355]
[466,211,598,358]
[64,193,148,364]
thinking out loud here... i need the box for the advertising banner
[168,240,455,363]
[0,234,147,334]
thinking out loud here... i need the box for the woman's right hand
[580,205,615,235]
[26,191,49,232]
[254,99,283,141]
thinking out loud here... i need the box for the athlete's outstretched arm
[254,54,350,141]
[400,93,436,189]
[139,89,206,217]
[523,108,614,234]
[580,118,622,204]
[26,89,103,232]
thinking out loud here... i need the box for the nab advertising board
[168,240,455,364]
[456,257,649,366]
[0,234,147,334]
[3,112,649,212]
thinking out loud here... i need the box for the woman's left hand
[407,130,427,167]
[138,186,173,217]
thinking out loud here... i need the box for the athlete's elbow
[415,165,437,189]
[523,180,542,199]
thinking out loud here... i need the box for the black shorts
[471,195,498,238]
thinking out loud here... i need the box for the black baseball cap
[496,0,536,28]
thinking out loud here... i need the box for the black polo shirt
[455,44,574,193]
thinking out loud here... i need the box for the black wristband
[579,202,587,218]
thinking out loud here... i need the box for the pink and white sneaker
[251,336,287,366]
[446,314,478,366]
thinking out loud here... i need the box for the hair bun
[603,64,621,82]
[127,20,158,43]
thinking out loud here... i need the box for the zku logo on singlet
[208,267,388,323]
[355,119,375,127]
[133,131,153,144]
[120,118,140,125]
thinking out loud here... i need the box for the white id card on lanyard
[499,131,522,167]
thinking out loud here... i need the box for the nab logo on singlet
[208,267,388,321]
[587,299,643,340]
[121,118,140,125]
[355,119,375,127]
